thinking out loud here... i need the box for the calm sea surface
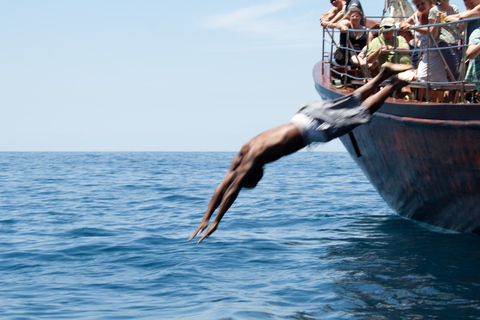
[0,152,479,319]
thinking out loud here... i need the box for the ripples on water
[0,152,479,319]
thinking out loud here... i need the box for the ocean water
[0,151,479,320]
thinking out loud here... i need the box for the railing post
[426,26,430,103]
[321,16,474,102]
[460,22,468,103]
[344,29,350,87]
[322,26,326,76]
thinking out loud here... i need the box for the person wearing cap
[366,18,415,99]
[366,18,413,70]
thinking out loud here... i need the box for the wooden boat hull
[313,61,480,234]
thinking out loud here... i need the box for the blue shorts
[290,93,371,144]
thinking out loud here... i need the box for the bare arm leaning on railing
[320,0,346,28]
[467,39,480,60]
[446,2,480,21]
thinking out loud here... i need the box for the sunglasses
[330,0,337,3]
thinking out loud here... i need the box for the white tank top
[413,12,428,49]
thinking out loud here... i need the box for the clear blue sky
[0,0,464,152]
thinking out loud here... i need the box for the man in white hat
[366,17,416,85]
[366,18,412,67]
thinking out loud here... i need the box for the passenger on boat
[366,18,416,80]
[358,23,380,73]
[427,0,460,81]
[355,24,382,75]
[352,24,381,73]
[320,0,346,28]
[445,0,480,44]
[400,0,437,82]
[400,0,432,48]
[368,23,381,42]
[345,0,366,26]
[398,29,420,68]
[465,27,480,90]
[189,63,414,243]
[341,0,380,28]
[345,0,363,17]
[334,8,368,66]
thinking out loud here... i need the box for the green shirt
[367,34,412,67]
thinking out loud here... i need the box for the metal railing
[322,16,480,103]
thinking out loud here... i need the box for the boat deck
[314,59,480,121]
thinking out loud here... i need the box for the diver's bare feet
[381,62,413,78]
[390,78,410,91]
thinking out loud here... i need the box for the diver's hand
[188,219,210,242]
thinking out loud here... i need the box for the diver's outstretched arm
[189,148,251,241]
[188,170,235,241]
[195,163,254,243]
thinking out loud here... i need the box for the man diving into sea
[189,62,413,244]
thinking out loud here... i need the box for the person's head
[330,0,343,8]
[370,23,380,39]
[464,0,480,10]
[413,0,431,13]
[348,7,363,25]
[242,167,264,189]
[399,29,413,42]
[380,18,395,40]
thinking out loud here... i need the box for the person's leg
[353,62,413,101]
[439,42,460,81]
[362,79,410,114]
